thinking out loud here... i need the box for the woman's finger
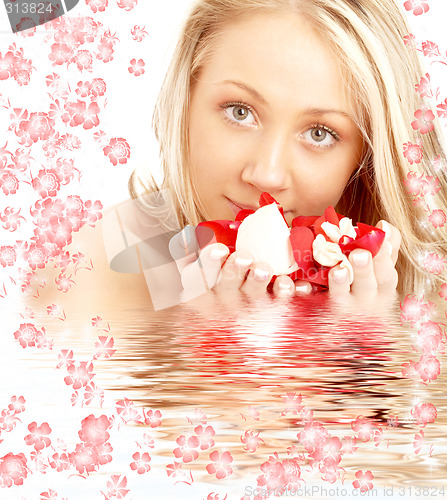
[328,265,351,295]
[168,225,200,274]
[240,261,273,297]
[376,220,401,267]
[215,250,254,292]
[349,249,378,294]
[294,280,312,295]
[272,275,295,297]
[371,237,399,290]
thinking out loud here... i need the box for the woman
[123,0,447,302]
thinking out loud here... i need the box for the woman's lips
[226,197,292,218]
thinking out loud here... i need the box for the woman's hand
[294,220,401,296]
[169,226,283,302]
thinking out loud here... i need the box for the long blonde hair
[129,0,447,293]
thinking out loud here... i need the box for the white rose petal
[235,204,298,275]
[339,256,354,285]
[321,217,356,244]
[312,234,345,267]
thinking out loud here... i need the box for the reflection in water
[16,288,447,497]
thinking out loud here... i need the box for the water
[2,285,445,499]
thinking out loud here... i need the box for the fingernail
[278,281,293,291]
[351,251,370,267]
[210,247,229,261]
[333,268,348,284]
[295,283,311,294]
[235,256,253,268]
[253,268,270,281]
[381,221,393,241]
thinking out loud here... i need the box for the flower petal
[196,220,240,252]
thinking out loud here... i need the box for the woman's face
[188,12,364,224]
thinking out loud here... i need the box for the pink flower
[281,392,304,416]
[0,452,28,487]
[64,361,95,389]
[194,424,215,450]
[32,168,62,198]
[421,253,446,275]
[128,58,145,76]
[404,0,429,16]
[241,430,264,453]
[24,421,52,451]
[440,283,447,300]
[206,450,233,479]
[103,137,131,166]
[428,209,446,228]
[131,25,149,42]
[143,408,162,428]
[0,171,19,195]
[13,323,47,348]
[84,200,103,226]
[297,421,330,452]
[0,207,26,231]
[86,0,108,13]
[91,78,107,97]
[411,403,437,427]
[173,435,200,463]
[351,416,377,443]
[101,475,129,499]
[421,41,440,57]
[353,470,374,492]
[415,354,441,382]
[79,414,112,445]
[399,294,434,327]
[8,395,26,414]
[117,0,137,11]
[69,443,99,474]
[413,430,425,454]
[72,50,93,72]
[402,142,423,164]
[130,452,151,474]
[0,246,16,267]
[411,108,435,134]
[403,34,416,46]
[437,99,447,119]
[116,398,142,424]
[49,452,70,472]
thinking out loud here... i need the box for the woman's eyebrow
[218,80,268,105]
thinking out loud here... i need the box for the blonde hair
[129,0,447,293]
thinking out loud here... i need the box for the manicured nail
[295,282,311,294]
[235,256,253,268]
[333,268,348,284]
[253,268,270,281]
[210,247,229,261]
[278,280,293,290]
[381,221,393,240]
[351,251,369,267]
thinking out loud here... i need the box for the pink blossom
[399,294,434,327]
[341,436,358,454]
[96,41,115,63]
[440,283,447,300]
[422,252,446,275]
[24,421,52,451]
[130,452,151,474]
[415,354,441,382]
[13,323,48,348]
[131,25,149,42]
[116,398,142,424]
[206,450,233,479]
[436,98,447,119]
[79,414,112,445]
[32,168,62,198]
[91,78,107,97]
[64,361,95,389]
[281,392,304,416]
[402,142,423,164]
[0,452,28,487]
[194,424,215,450]
[413,430,426,454]
[0,246,16,267]
[403,171,427,197]
[403,34,416,46]
[49,452,70,472]
[0,207,26,231]
[101,475,129,499]
[19,112,55,144]
[166,461,194,485]
[351,416,377,443]
[0,171,19,195]
[404,0,429,16]
[428,209,446,228]
[353,470,374,492]
[103,137,131,166]
[117,0,137,11]
[421,41,440,57]
[8,395,26,414]
[94,336,116,359]
[241,430,264,453]
[86,0,109,13]
[84,200,103,226]
[297,421,330,452]
[69,443,99,474]
[11,147,33,171]
[423,175,441,196]
[411,108,435,134]
[173,434,200,463]
[417,321,444,354]
[128,58,145,76]
[0,409,20,432]
[55,273,75,293]
[72,50,93,72]
[411,403,437,427]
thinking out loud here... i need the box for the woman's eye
[301,126,339,148]
[222,104,256,126]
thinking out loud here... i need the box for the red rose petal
[339,226,385,258]
[291,215,319,228]
[259,192,280,207]
[196,220,240,252]
[235,209,255,222]
[290,226,315,273]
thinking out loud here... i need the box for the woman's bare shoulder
[33,200,154,316]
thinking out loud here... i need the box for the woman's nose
[241,131,292,192]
